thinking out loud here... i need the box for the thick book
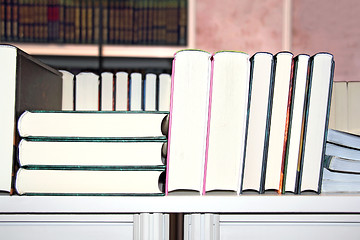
[241,52,274,193]
[60,70,74,111]
[203,51,250,195]
[18,111,169,139]
[101,72,114,111]
[75,72,99,111]
[298,53,335,194]
[327,128,360,151]
[325,143,360,174]
[322,168,360,193]
[18,138,167,168]
[115,71,129,111]
[144,73,157,111]
[166,49,212,195]
[282,54,310,194]
[264,52,293,193]
[130,72,142,111]
[0,44,62,193]
[158,73,171,111]
[15,167,166,196]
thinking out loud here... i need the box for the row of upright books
[0,44,336,196]
[0,0,188,45]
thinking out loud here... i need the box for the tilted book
[0,44,62,193]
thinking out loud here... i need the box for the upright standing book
[264,52,293,193]
[241,52,274,193]
[115,71,129,111]
[166,50,212,195]
[203,51,250,195]
[299,53,334,193]
[75,72,99,111]
[0,44,62,193]
[282,54,310,194]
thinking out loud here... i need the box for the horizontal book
[327,128,360,150]
[322,168,360,193]
[18,138,167,167]
[18,111,169,139]
[0,44,62,193]
[15,168,165,196]
[324,155,360,174]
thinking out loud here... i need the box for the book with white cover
[299,53,334,193]
[282,54,310,194]
[145,73,157,111]
[101,72,114,111]
[158,73,171,111]
[130,72,142,111]
[115,71,129,111]
[60,70,74,111]
[264,52,293,193]
[166,50,212,195]
[18,111,169,139]
[203,51,250,195]
[241,52,274,193]
[75,72,99,111]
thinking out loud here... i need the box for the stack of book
[166,49,335,195]
[15,110,169,196]
[322,129,360,193]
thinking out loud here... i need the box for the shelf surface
[0,195,359,214]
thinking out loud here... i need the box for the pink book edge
[202,55,215,195]
[165,57,176,195]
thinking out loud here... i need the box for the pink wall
[196,0,360,81]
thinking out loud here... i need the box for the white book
[130,72,142,111]
[283,54,310,194]
[115,71,128,111]
[145,73,157,111]
[264,52,293,192]
[166,50,212,195]
[158,73,171,111]
[203,51,250,195]
[101,72,114,111]
[299,53,334,193]
[75,72,99,111]
[60,70,74,111]
[241,52,274,193]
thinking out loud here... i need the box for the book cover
[0,44,62,193]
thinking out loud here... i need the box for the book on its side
[115,71,129,111]
[203,51,250,195]
[282,54,310,194]
[15,168,166,196]
[101,72,114,111]
[299,53,334,194]
[145,73,157,111]
[264,52,293,193]
[158,73,171,111]
[166,50,212,195]
[18,111,169,139]
[18,138,167,167]
[241,52,274,194]
[324,143,360,174]
[0,44,62,193]
[130,72,142,111]
[75,72,99,111]
[59,70,74,111]
[327,128,360,150]
[322,168,360,193]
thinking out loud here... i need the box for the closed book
[322,168,360,193]
[144,73,157,111]
[324,143,360,174]
[166,49,212,195]
[282,54,310,194]
[60,70,74,111]
[15,167,165,196]
[327,128,360,150]
[264,52,293,193]
[203,51,250,195]
[0,44,62,193]
[18,138,167,167]
[241,52,274,194]
[18,111,169,139]
[299,53,334,194]
[101,72,114,111]
[115,71,129,111]
[75,71,99,111]
[158,73,171,111]
[130,72,142,111]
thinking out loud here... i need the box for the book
[18,138,167,167]
[0,44,62,193]
[202,51,250,195]
[18,111,169,139]
[241,52,274,193]
[75,71,99,111]
[299,53,334,194]
[145,73,157,111]
[60,70,74,111]
[158,73,171,111]
[130,72,142,111]
[325,142,360,174]
[166,49,212,195]
[322,168,360,193]
[327,128,360,150]
[264,52,293,193]
[15,167,166,196]
[101,72,114,111]
[282,54,310,194]
[115,71,129,111]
